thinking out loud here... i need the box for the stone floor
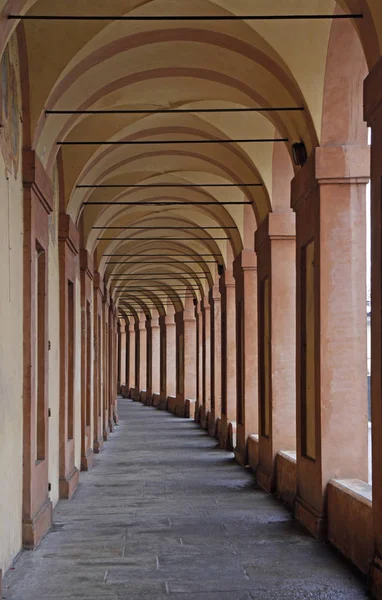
[3,399,368,600]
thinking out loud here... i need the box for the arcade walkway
[3,400,367,600]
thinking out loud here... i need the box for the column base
[152,393,161,408]
[208,412,218,438]
[93,437,104,454]
[185,398,196,419]
[22,496,52,549]
[234,446,247,467]
[194,400,201,423]
[294,495,326,540]
[59,467,79,499]
[81,448,94,472]
[369,557,382,599]
[201,409,210,430]
[103,428,110,442]
[256,464,274,493]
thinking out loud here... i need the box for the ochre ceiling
[0,0,376,317]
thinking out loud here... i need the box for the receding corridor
[3,399,367,600]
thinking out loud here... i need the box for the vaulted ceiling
[1,0,377,317]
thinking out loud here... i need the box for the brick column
[128,320,136,398]
[233,250,258,466]
[102,293,110,439]
[255,213,296,492]
[22,150,53,546]
[93,273,103,453]
[292,146,368,538]
[58,214,80,498]
[209,285,221,437]
[364,64,381,596]
[219,271,237,450]
[79,249,94,471]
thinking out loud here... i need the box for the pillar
[202,297,211,429]
[93,272,104,453]
[209,285,221,437]
[58,214,80,498]
[195,301,203,421]
[138,312,147,397]
[102,293,110,439]
[255,214,296,491]
[128,320,136,398]
[150,314,161,397]
[164,312,177,399]
[219,270,236,450]
[22,150,53,546]
[120,320,127,388]
[79,249,94,471]
[291,146,368,539]
[233,249,258,466]
[364,62,382,597]
[175,300,197,415]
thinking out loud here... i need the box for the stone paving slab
[3,399,368,600]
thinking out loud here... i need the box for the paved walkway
[4,400,367,600]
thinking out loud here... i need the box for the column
[175,302,197,416]
[128,320,136,399]
[196,301,203,422]
[22,150,53,546]
[120,320,127,388]
[151,313,161,396]
[255,214,296,492]
[93,273,103,453]
[202,297,211,429]
[165,313,177,399]
[219,270,237,450]
[102,294,110,439]
[58,214,80,498]
[233,249,258,466]
[291,146,368,538]
[138,312,147,398]
[79,249,94,471]
[365,58,382,598]
[209,285,221,437]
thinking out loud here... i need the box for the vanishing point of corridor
[3,399,367,600]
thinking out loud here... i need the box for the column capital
[209,284,221,302]
[255,212,295,253]
[79,249,94,280]
[165,314,176,326]
[129,322,136,334]
[119,321,126,334]
[233,249,257,279]
[219,270,235,294]
[291,146,370,212]
[202,296,210,311]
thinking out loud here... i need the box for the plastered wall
[0,34,23,576]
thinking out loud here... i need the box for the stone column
[233,250,258,466]
[128,320,136,398]
[219,270,237,450]
[291,146,368,539]
[209,285,221,437]
[138,312,147,398]
[165,313,177,399]
[202,297,211,429]
[175,303,197,416]
[102,293,110,439]
[79,249,94,471]
[93,273,104,454]
[196,302,204,421]
[151,314,161,396]
[255,214,296,492]
[119,321,127,388]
